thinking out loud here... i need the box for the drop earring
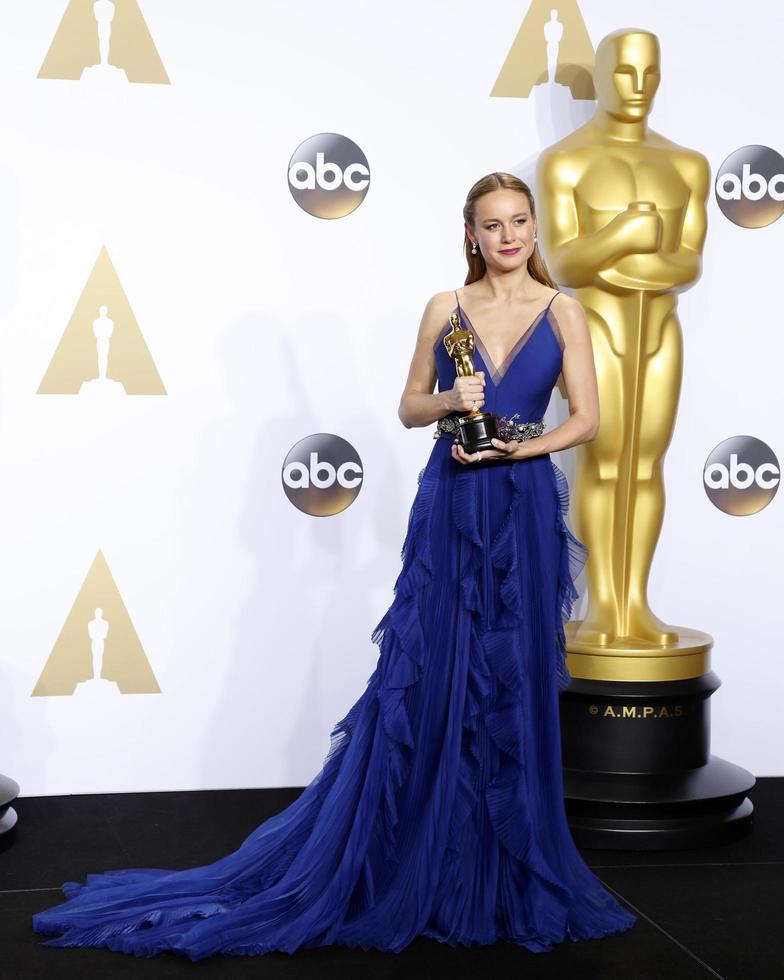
[471,241,477,254]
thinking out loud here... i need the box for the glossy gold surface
[536,30,712,682]
[444,310,478,381]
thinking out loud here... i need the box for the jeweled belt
[434,413,545,442]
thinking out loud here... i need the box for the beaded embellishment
[434,413,545,442]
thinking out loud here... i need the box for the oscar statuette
[442,310,499,453]
[537,28,754,848]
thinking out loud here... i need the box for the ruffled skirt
[32,447,636,959]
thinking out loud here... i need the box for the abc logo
[282,434,363,516]
[715,145,784,228]
[703,435,780,515]
[288,133,370,219]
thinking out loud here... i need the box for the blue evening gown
[32,290,636,958]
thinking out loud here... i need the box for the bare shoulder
[551,291,582,318]
[418,289,459,342]
[551,292,588,338]
[426,289,459,314]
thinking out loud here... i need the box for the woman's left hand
[451,437,523,465]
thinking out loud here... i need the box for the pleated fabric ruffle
[420,457,635,951]
[549,459,590,693]
[32,452,635,959]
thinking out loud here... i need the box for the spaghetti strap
[545,290,560,311]
[454,289,462,319]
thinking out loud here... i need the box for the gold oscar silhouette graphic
[536,28,754,848]
[32,550,160,696]
[491,0,595,100]
[37,246,166,396]
[38,0,169,85]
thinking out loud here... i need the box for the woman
[33,172,636,958]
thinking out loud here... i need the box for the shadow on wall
[176,310,412,794]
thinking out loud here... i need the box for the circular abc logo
[282,433,364,516]
[287,133,370,219]
[703,435,780,515]
[715,145,784,228]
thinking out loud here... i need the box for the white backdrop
[0,0,781,796]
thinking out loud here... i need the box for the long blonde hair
[462,172,557,288]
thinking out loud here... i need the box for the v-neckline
[450,300,555,386]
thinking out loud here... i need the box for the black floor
[2,779,780,979]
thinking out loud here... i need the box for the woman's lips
[499,247,521,254]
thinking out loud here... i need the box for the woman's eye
[485,220,526,229]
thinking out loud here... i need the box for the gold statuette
[443,310,499,453]
[537,29,712,682]
[536,33,754,855]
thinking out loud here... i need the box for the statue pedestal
[80,64,129,84]
[0,774,19,852]
[72,678,120,698]
[78,378,126,397]
[559,668,756,849]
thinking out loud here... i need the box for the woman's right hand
[445,371,485,413]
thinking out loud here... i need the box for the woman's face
[467,189,536,269]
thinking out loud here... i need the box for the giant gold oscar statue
[536,28,754,848]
